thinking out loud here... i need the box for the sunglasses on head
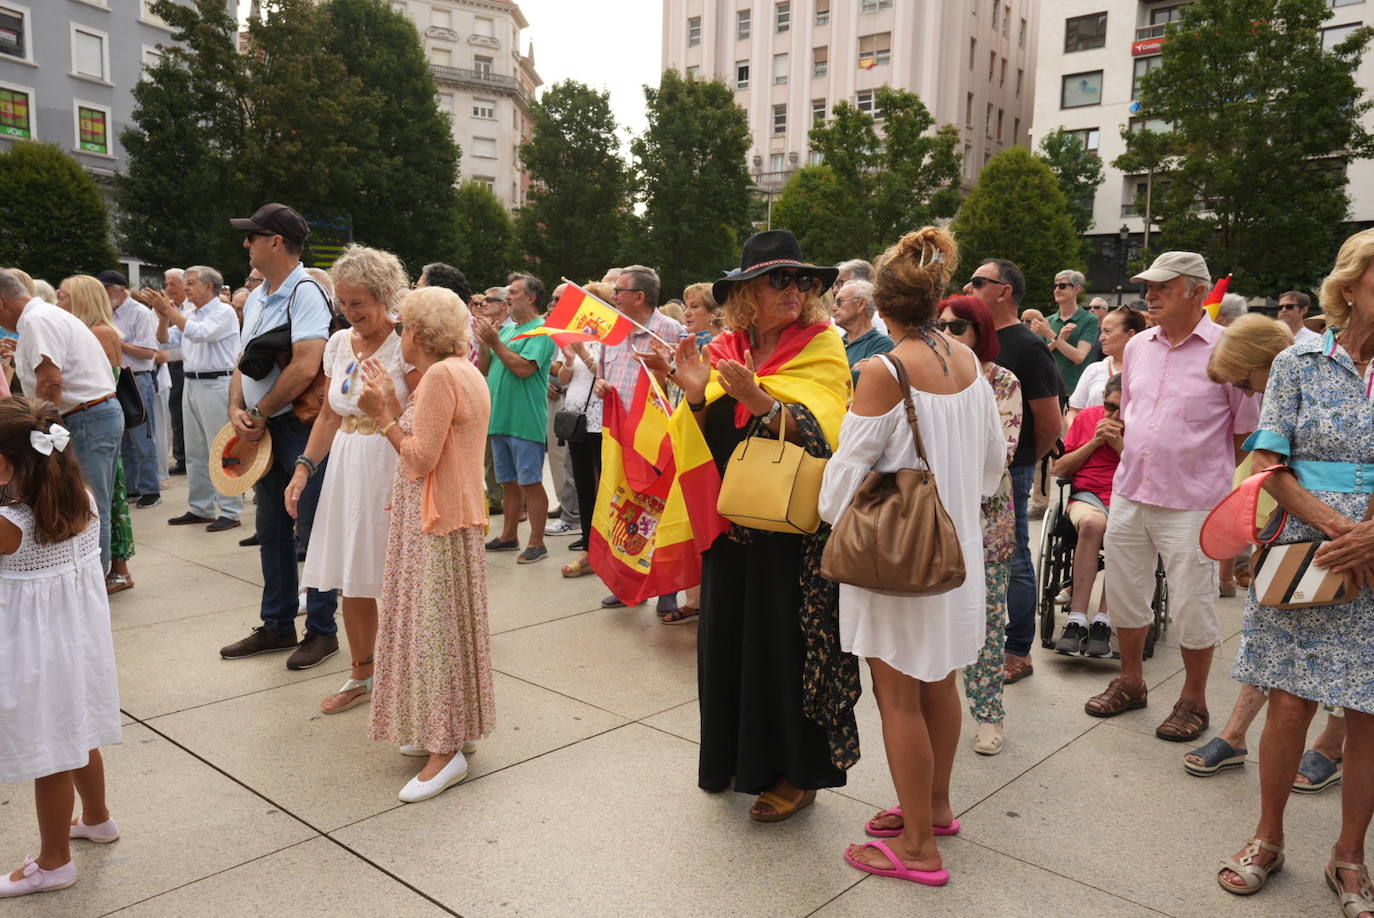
[967,276,1009,289]
[766,270,817,292]
[935,319,973,336]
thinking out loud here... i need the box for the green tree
[770,166,860,266]
[516,80,632,292]
[453,181,518,291]
[0,142,116,279]
[1116,0,1374,291]
[805,87,963,259]
[320,0,461,272]
[630,70,753,299]
[1036,127,1104,242]
[951,147,1083,310]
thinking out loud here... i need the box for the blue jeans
[256,412,337,636]
[65,398,124,572]
[1004,464,1037,658]
[120,371,159,495]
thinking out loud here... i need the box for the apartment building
[662,0,1041,193]
[1031,0,1374,293]
[391,0,541,210]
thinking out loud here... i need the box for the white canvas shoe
[398,752,469,803]
[0,857,76,897]
[69,816,120,843]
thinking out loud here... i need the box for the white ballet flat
[0,856,76,897]
[398,752,469,803]
[69,816,119,843]
[400,741,477,757]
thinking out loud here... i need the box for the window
[1062,71,1103,108]
[812,98,826,126]
[1003,4,1010,37]
[1132,56,1160,98]
[1128,116,1169,133]
[1323,22,1361,51]
[735,60,750,89]
[430,8,451,29]
[140,0,170,28]
[474,17,495,38]
[996,108,1004,142]
[989,50,996,81]
[858,32,891,67]
[75,101,110,155]
[776,2,790,33]
[737,9,751,40]
[773,52,789,84]
[812,46,828,78]
[391,2,406,12]
[965,91,974,129]
[72,26,109,82]
[473,54,493,77]
[1150,5,1187,26]
[808,150,823,166]
[142,45,162,70]
[969,37,976,70]
[991,1,1000,30]
[1016,68,1024,98]
[1000,58,1007,87]
[1065,12,1108,52]
[688,16,701,47]
[1019,18,1027,48]
[773,103,787,135]
[861,0,892,11]
[0,83,33,139]
[1330,0,1362,6]
[1013,117,1020,140]
[815,0,830,26]
[473,175,496,192]
[473,136,497,158]
[985,102,993,137]
[686,64,700,79]
[1066,127,1101,152]
[769,152,786,172]
[473,99,495,119]
[431,47,452,67]
[0,4,29,62]
[437,92,454,114]
[857,90,876,116]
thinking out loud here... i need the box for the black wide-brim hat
[711,230,840,304]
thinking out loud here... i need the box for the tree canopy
[453,181,518,292]
[0,142,117,280]
[1037,127,1104,247]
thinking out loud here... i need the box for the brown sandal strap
[1158,698,1209,737]
[1086,678,1146,713]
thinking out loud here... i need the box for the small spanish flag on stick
[543,280,636,345]
[1204,273,1231,321]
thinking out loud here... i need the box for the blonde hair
[399,286,469,358]
[873,226,960,327]
[1207,314,1294,384]
[329,244,408,311]
[721,277,831,332]
[584,280,614,303]
[683,282,720,314]
[659,302,685,323]
[1320,228,1374,329]
[61,274,120,335]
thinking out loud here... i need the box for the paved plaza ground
[0,475,1353,917]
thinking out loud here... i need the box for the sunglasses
[1089,304,1108,311]
[967,276,1010,289]
[244,231,276,242]
[1053,282,1077,290]
[935,319,973,335]
[766,271,817,292]
[1277,303,1302,311]
[1103,401,1121,413]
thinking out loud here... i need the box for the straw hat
[209,422,273,497]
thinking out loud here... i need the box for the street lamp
[1117,224,1131,307]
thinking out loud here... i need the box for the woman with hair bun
[819,227,1005,887]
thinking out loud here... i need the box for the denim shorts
[490,434,545,486]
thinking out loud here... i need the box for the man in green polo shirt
[474,273,556,564]
[1028,268,1100,396]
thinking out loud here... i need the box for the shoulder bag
[716,399,827,535]
[1250,478,1372,610]
[114,366,146,429]
[553,366,596,445]
[820,353,966,596]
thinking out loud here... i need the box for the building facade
[662,0,1041,194]
[1031,0,1374,295]
[390,0,540,211]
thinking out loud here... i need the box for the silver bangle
[294,455,318,477]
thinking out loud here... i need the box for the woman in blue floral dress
[1216,229,1374,918]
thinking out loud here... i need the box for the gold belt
[340,415,380,435]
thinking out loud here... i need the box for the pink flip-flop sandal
[864,806,961,838]
[844,840,950,886]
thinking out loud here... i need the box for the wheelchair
[1036,479,1169,659]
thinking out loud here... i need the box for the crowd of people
[0,204,1371,913]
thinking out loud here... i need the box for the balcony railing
[431,64,524,99]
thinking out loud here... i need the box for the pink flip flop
[864,806,961,838]
[844,840,950,886]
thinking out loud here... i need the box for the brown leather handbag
[820,353,966,596]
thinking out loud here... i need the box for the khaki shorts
[1066,499,1108,529]
[1104,495,1220,649]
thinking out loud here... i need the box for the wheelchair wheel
[1145,555,1169,659]
[1036,499,1060,648]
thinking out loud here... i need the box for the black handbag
[115,367,146,429]
[553,378,595,445]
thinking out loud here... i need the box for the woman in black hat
[670,230,859,822]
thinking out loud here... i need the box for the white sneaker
[69,816,119,843]
[1055,588,1072,605]
[398,752,469,803]
[544,518,578,536]
[0,857,76,897]
[401,741,477,757]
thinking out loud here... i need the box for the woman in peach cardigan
[356,286,495,804]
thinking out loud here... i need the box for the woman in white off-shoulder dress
[819,227,1004,889]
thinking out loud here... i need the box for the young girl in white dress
[0,396,122,898]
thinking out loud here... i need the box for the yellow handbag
[716,403,827,534]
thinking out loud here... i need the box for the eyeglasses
[1053,283,1077,290]
[766,271,817,292]
[967,276,1009,290]
[1103,401,1121,413]
[244,231,275,243]
[612,286,639,296]
[1277,302,1301,311]
[935,319,973,336]
[1089,304,1108,312]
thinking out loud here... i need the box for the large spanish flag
[543,281,635,345]
[1203,273,1231,321]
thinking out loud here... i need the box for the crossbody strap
[877,353,932,472]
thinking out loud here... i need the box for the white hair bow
[29,424,71,456]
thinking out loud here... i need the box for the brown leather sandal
[1003,654,1033,684]
[1085,677,1148,717]
[1156,698,1209,742]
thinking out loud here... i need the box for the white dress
[301,329,411,598]
[0,499,121,782]
[819,356,1006,681]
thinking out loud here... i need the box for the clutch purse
[716,403,826,534]
[1251,541,1358,609]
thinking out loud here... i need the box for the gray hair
[1217,292,1248,322]
[484,286,508,301]
[32,279,57,304]
[507,272,546,309]
[1054,269,1086,287]
[186,265,223,292]
[841,279,876,317]
[1182,274,1211,294]
[305,267,335,299]
[620,265,660,306]
[836,258,874,281]
[0,270,28,300]
[164,267,185,282]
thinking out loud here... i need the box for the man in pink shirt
[1085,252,1260,742]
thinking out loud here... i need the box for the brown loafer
[1085,677,1148,717]
[1003,653,1033,684]
[1156,698,1209,742]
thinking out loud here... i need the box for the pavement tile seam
[799,875,869,918]
[491,666,635,722]
[487,603,603,636]
[130,538,264,585]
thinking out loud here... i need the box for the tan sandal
[1326,853,1374,918]
[1218,838,1284,895]
[750,788,816,823]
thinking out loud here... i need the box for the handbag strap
[877,353,932,471]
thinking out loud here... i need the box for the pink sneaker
[0,856,76,897]
[70,816,120,843]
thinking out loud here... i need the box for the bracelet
[294,455,318,477]
[379,419,398,437]
[755,399,781,424]
[687,397,707,412]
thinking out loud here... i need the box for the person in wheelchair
[1049,374,1123,657]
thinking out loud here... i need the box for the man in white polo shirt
[0,270,123,570]
[100,269,162,509]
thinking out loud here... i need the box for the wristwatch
[248,406,264,421]
[755,399,782,425]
